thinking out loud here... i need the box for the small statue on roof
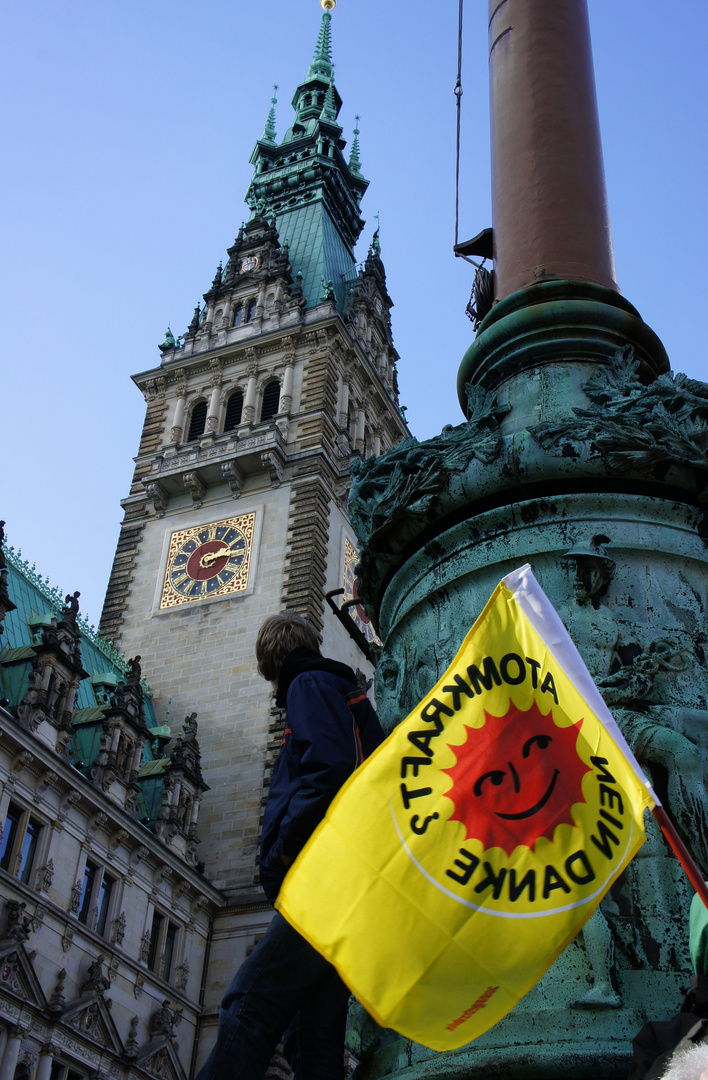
[126,655,142,684]
[159,327,176,352]
[63,591,80,620]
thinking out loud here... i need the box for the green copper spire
[349,115,362,176]
[262,84,278,144]
[307,10,334,83]
[320,78,337,123]
[246,2,368,312]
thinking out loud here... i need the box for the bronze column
[489,0,617,299]
[458,1,668,411]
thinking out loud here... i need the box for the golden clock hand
[199,547,230,568]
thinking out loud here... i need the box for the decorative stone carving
[108,829,129,853]
[11,750,34,776]
[139,931,151,964]
[35,770,58,799]
[61,925,74,952]
[3,900,33,946]
[150,1000,182,1039]
[70,879,83,914]
[111,912,127,947]
[125,1016,140,1056]
[222,459,246,499]
[58,789,82,824]
[49,967,67,1011]
[130,845,150,870]
[261,451,284,488]
[145,481,169,518]
[174,958,190,993]
[182,470,206,508]
[37,859,54,893]
[88,812,108,836]
[134,974,145,1000]
[82,954,110,995]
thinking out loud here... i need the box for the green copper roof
[0,541,156,721]
[276,199,356,310]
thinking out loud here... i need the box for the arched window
[260,380,280,422]
[232,304,243,327]
[187,401,208,442]
[224,390,244,432]
[246,299,257,323]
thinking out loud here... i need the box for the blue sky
[2,1,706,631]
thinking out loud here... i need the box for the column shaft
[488,0,616,299]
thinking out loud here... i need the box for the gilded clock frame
[160,513,256,610]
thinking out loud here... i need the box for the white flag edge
[503,563,660,806]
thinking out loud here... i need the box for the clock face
[241,256,259,273]
[160,513,256,609]
[343,538,381,647]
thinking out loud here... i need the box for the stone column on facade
[339,378,350,430]
[110,726,121,755]
[355,408,366,454]
[372,429,382,457]
[169,394,187,444]
[488,0,616,301]
[205,376,222,434]
[35,1046,54,1080]
[280,357,295,415]
[242,354,259,423]
[130,744,143,776]
[0,1030,22,1080]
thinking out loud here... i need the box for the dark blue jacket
[259,647,383,902]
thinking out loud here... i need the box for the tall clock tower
[99,3,406,1048]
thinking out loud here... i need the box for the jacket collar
[275,647,357,708]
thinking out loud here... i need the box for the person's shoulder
[288,667,354,695]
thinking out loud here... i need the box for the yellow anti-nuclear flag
[277,565,657,1051]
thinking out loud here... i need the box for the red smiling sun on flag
[443,701,591,856]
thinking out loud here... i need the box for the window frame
[147,906,182,984]
[76,857,118,938]
[0,800,44,886]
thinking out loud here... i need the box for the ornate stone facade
[0,554,221,1080]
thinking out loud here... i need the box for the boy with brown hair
[197,612,383,1080]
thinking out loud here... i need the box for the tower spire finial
[262,84,278,144]
[349,114,362,175]
[307,5,334,82]
[370,210,381,255]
